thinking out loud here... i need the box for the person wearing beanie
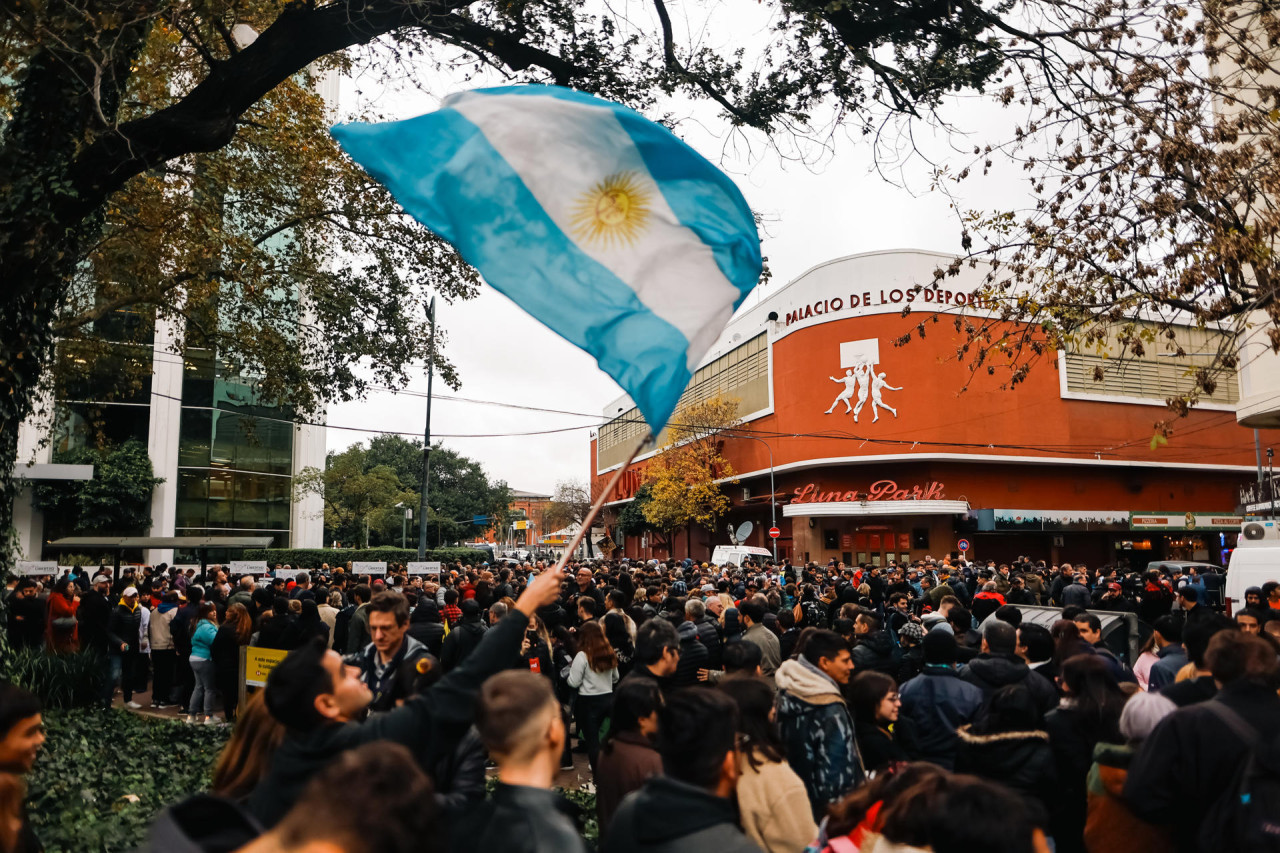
[896,621,927,682]
[1083,691,1177,853]
[898,630,985,770]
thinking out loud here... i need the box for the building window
[1061,323,1239,406]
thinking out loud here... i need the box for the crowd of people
[2,552,1280,853]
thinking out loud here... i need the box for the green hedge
[27,708,230,852]
[239,546,489,569]
[4,649,104,710]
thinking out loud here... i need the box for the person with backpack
[1124,631,1280,853]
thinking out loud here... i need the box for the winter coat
[211,624,243,688]
[348,634,429,712]
[595,731,663,837]
[74,590,110,654]
[137,794,262,853]
[960,653,1059,717]
[743,624,781,688]
[248,612,530,827]
[672,635,709,689]
[736,755,817,853]
[345,602,371,655]
[149,604,177,651]
[850,631,897,676]
[954,724,1057,816]
[105,601,142,655]
[897,666,985,770]
[1062,582,1093,610]
[774,658,864,818]
[1125,683,1280,853]
[189,619,217,660]
[693,615,723,670]
[407,607,446,656]
[453,783,587,853]
[854,717,918,774]
[440,616,487,672]
[1045,704,1102,853]
[602,776,763,853]
[431,726,488,816]
[45,593,78,654]
[1146,644,1187,691]
[1085,742,1175,853]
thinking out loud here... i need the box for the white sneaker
[126,701,143,710]
[203,717,220,726]
[184,715,196,724]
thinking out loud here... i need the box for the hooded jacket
[898,665,985,769]
[602,775,762,853]
[407,603,446,656]
[440,614,487,672]
[595,731,663,837]
[149,602,178,651]
[774,658,864,818]
[850,630,897,676]
[960,654,1058,717]
[105,600,142,654]
[954,724,1057,812]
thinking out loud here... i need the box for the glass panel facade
[53,402,150,453]
[176,469,292,531]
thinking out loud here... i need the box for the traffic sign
[769,526,781,539]
[957,539,970,552]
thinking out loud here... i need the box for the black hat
[923,629,957,664]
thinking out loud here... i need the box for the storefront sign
[987,509,1129,532]
[13,561,57,576]
[1238,476,1279,514]
[792,480,946,503]
[1129,512,1242,531]
[784,287,988,326]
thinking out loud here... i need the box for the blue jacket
[899,664,985,770]
[190,620,217,659]
[774,658,864,818]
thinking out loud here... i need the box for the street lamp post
[417,296,436,560]
[730,432,778,563]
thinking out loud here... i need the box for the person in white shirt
[567,620,619,771]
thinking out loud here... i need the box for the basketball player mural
[825,340,901,423]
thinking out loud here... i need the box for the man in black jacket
[685,599,722,670]
[604,688,761,853]
[960,620,1058,717]
[76,574,113,656]
[105,587,143,708]
[452,670,587,853]
[440,599,488,672]
[1125,631,1280,853]
[247,565,564,827]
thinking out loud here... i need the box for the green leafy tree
[0,0,1070,577]
[32,440,163,536]
[295,446,405,548]
[617,482,658,542]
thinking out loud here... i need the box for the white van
[710,545,774,566]
[1225,533,1280,615]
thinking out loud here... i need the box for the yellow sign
[244,646,288,688]
[515,520,528,530]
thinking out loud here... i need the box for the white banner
[351,561,387,575]
[406,561,442,575]
[230,561,269,575]
[14,561,58,577]
[274,569,309,582]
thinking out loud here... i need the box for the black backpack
[1199,700,1280,852]
[333,605,355,654]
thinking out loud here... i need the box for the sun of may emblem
[570,171,652,248]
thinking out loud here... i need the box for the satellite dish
[735,521,754,544]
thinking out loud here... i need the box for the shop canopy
[46,536,274,577]
[783,500,970,518]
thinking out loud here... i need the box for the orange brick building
[589,250,1271,567]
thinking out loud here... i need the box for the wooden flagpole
[552,430,653,573]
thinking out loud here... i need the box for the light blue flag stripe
[332,107,694,427]
[332,85,761,433]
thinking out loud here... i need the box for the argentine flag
[331,85,761,433]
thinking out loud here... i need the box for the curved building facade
[591,249,1265,567]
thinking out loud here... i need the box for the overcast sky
[325,6,1030,495]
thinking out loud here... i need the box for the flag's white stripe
[450,92,739,370]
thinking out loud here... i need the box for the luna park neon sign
[792,480,946,503]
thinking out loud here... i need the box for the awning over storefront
[784,500,970,517]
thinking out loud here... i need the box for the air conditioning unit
[1240,520,1280,545]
